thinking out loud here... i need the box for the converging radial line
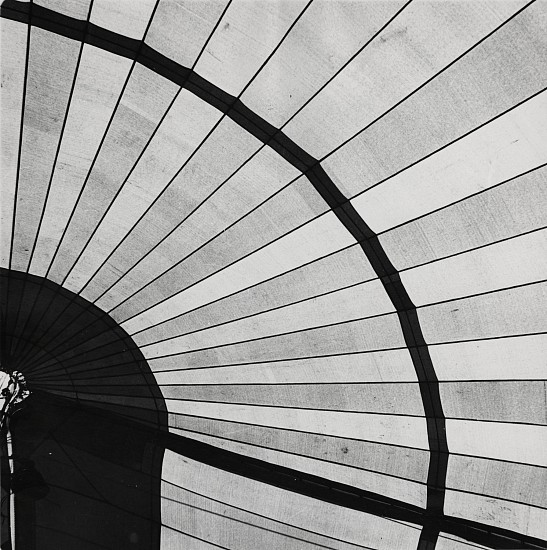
[23,278,546,377]
[59,1,239,309]
[70,0,310,293]
[127,225,546,348]
[83,394,545,427]
[30,415,430,488]
[166,411,547,472]
[104,81,545,314]
[71,162,543,351]
[76,115,232,294]
[33,389,432,418]
[28,186,540,367]
[162,430,428,485]
[97,170,305,317]
[59,0,236,289]
[24,329,547,382]
[18,161,547,371]
[16,114,233,371]
[9,2,95,365]
[5,0,31,273]
[0,2,398,308]
[5,10,162,369]
[165,429,547,512]
[15,304,427,372]
[350,120,547,211]
[59,86,185,284]
[152,427,547,513]
[27,86,544,367]
[23,342,409,378]
[2,331,67,370]
[16,335,80,403]
[31,376,547,386]
[26,3,93,271]
[2,1,542,373]
[25,333,547,393]
[147,231,545,345]
[131,224,547,341]
[5,0,319,365]
[161,426,546,550]
[44,3,162,280]
[127,242,358,336]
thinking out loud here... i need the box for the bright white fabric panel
[161,527,219,550]
[137,279,394,354]
[437,534,490,550]
[49,63,179,287]
[321,1,546,199]
[122,211,355,332]
[90,0,157,39]
[67,90,221,294]
[2,3,545,547]
[134,244,376,345]
[0,19,27,267]
[441,381,547,424]
[447,454,547,508]
[283,0,527,158]
[91,116,264,309]
[166,401,428,449]
[402,230,547,306]
[146,0,230,68]
[168,413,429,484]
[444,490,547,541]
[34,0,91,19]
[11,28,80,272]
[194,0,308,96]
[147,311,406,370]
[108,173,329,321]
[431,335,547,381]
[379,166,547,271]
[241,0,408,128]
[349,91,547,230]
[161,382,424,415]
[30,45,132,276]
[153,349,418,385]
[419,282,547,344]
[446,419,547,466]
[161,485,382,550]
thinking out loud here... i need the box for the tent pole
[5,417,14,550]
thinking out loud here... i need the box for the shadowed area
[0,268,168,549]
[0,268,167,429]
[6,391,164,550]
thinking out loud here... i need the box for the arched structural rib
[1,1,460,547]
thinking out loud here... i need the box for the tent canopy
[1,0,546,548]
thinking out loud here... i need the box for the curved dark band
[0,1,509,547]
